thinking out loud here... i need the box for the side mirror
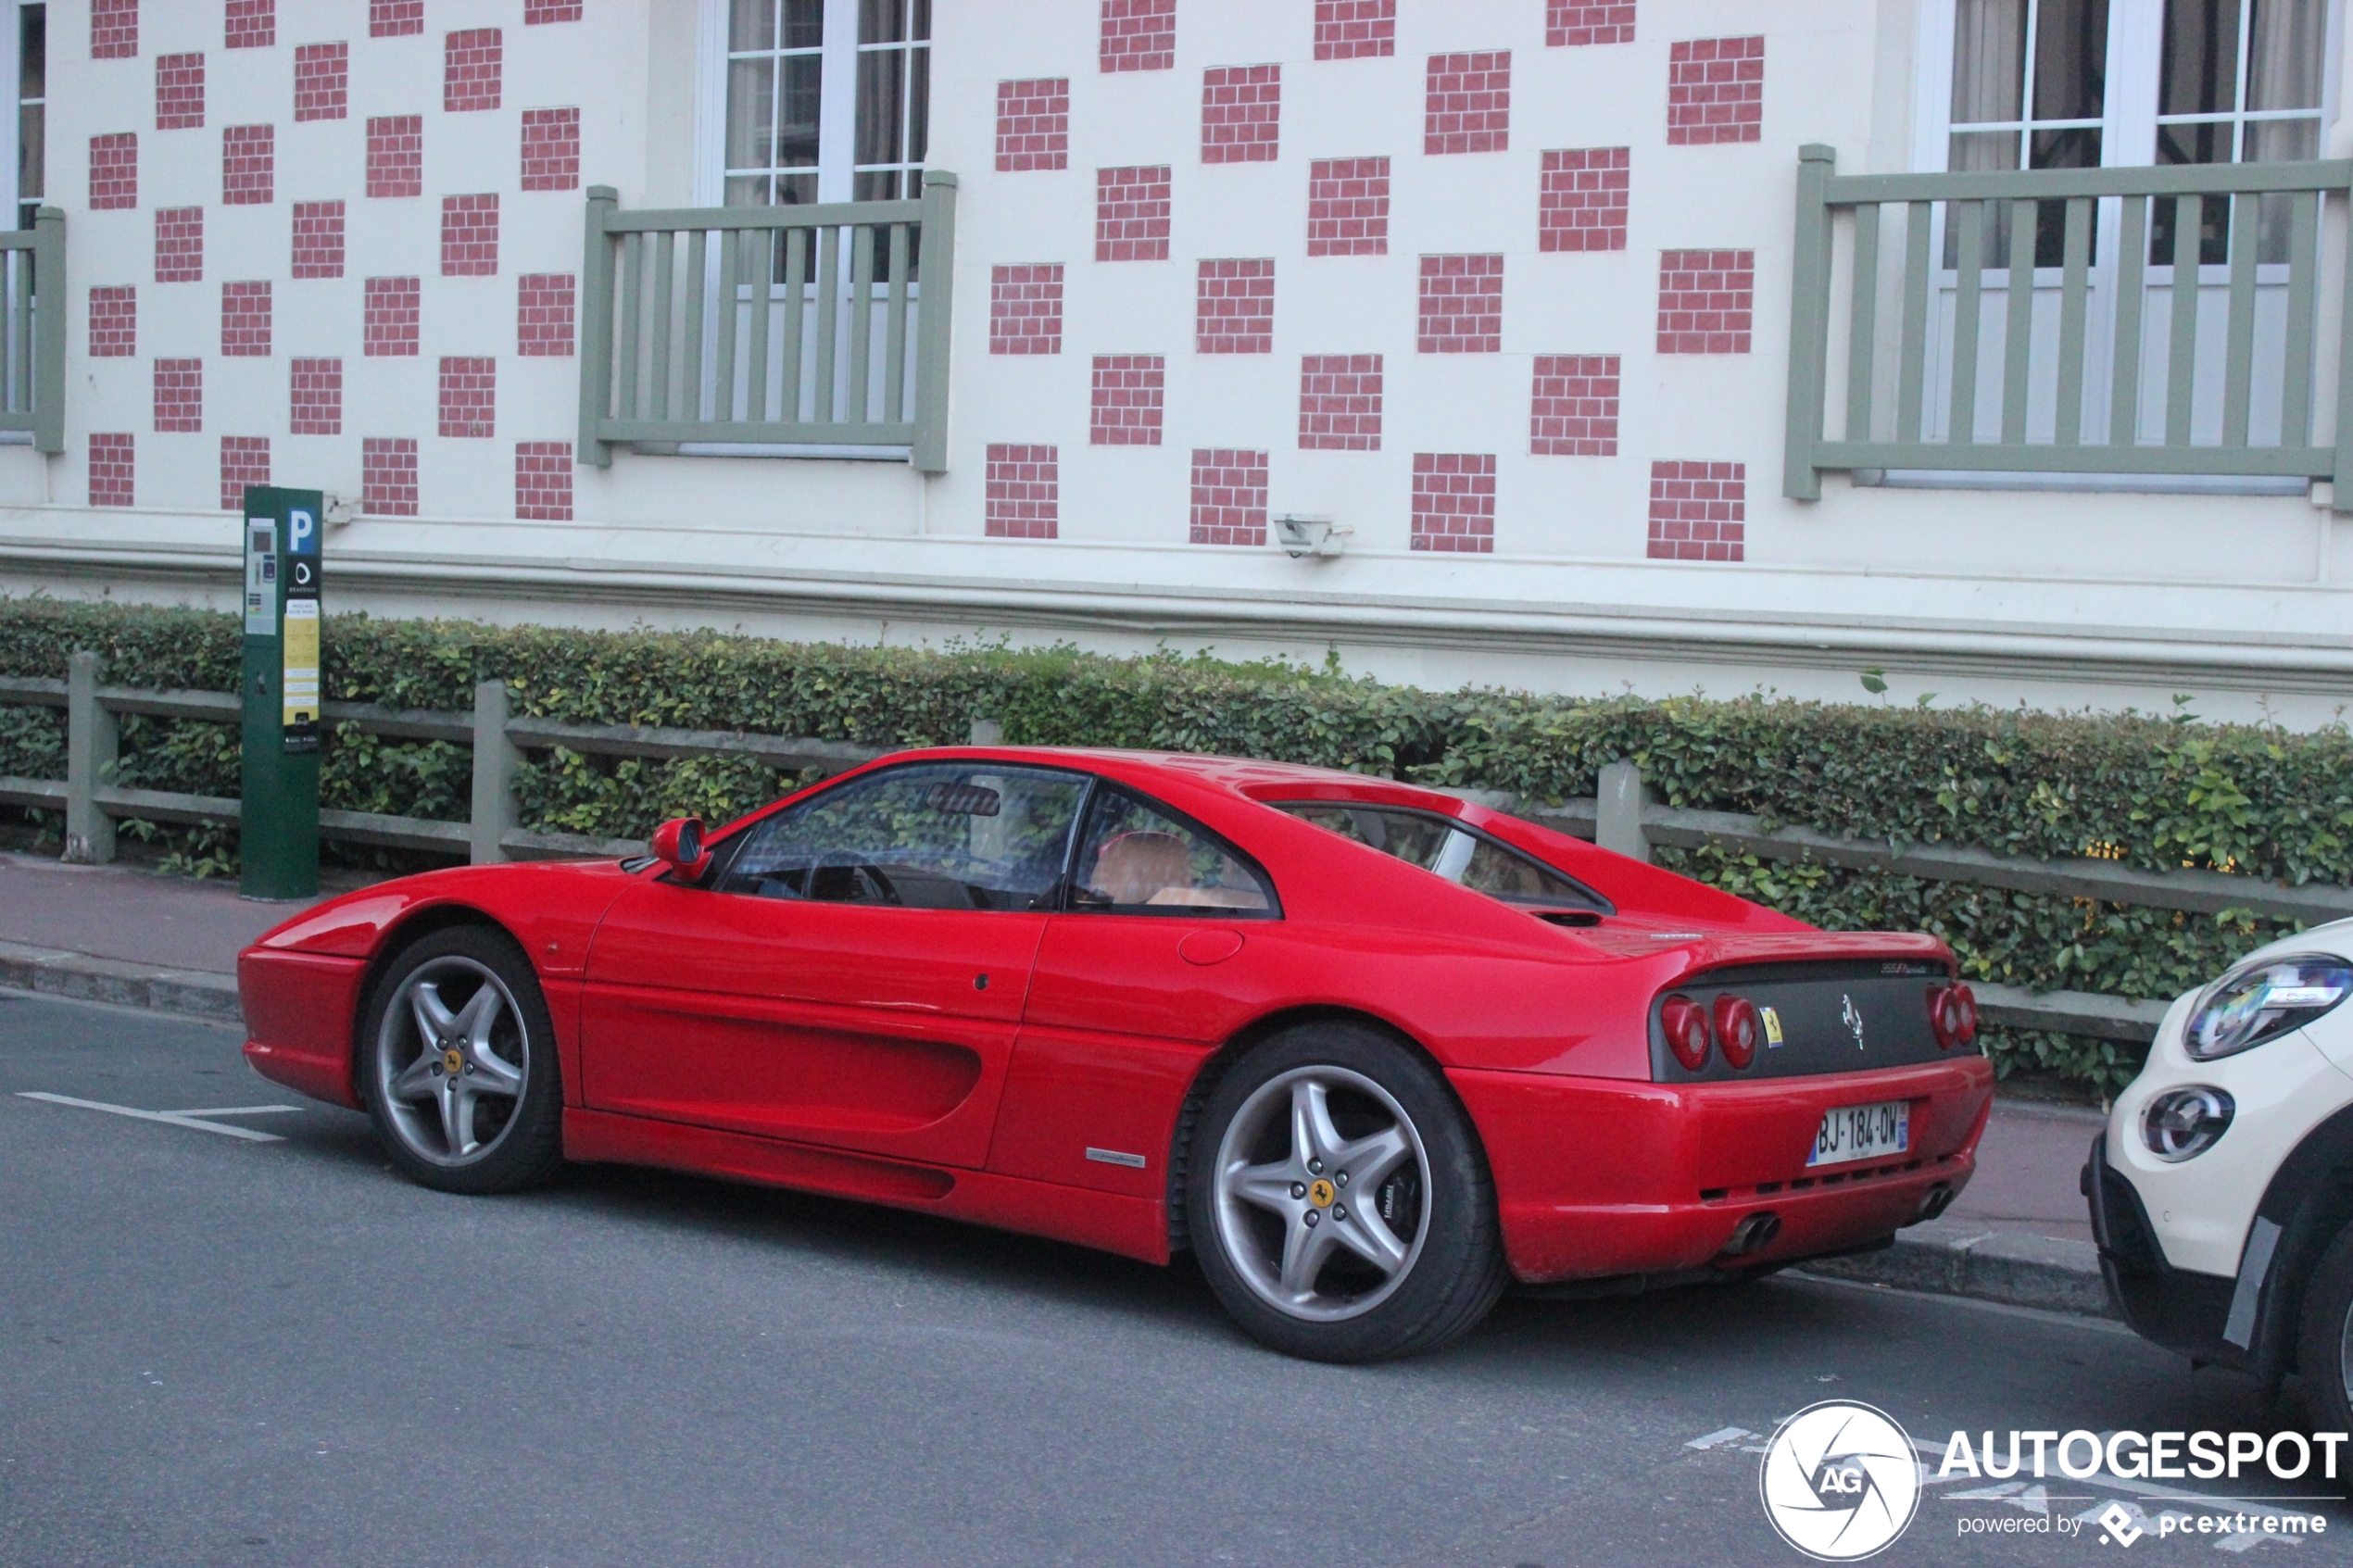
[649,816,710,879]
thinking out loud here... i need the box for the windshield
[1268,802,1610,912]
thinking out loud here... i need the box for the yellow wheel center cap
[1308,1178,1335,1209]
[442,1047,465,1075]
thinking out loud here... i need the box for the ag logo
[1758,1400,1919,1561]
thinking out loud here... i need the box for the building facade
[2,0,2351,722]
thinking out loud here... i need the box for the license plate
[1808,1101,1910,1167]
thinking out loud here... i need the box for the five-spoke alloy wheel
[1188,1022,1507,1361]
[360,925,563,1194]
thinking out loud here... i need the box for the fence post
[1784,144,1837,502]
[1596,760,1650,864]
[469,680,521,864]
[578,185,619,470]
[63,649,117,865]
[32,207,65,454]
[911,171,958,475]
[968,717,1002,746]
[2334,169,2353,513]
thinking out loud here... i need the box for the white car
[2087,920,2353,1436]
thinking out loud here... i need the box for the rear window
[1268,802,1610,913]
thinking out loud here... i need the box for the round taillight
[1928,985,1956,1049]
[1661,994,1710,1072]
[1713,995,1760,1069]
[1929,983,1980,1049]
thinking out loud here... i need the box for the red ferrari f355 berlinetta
[239,747,1994,1361]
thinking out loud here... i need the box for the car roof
[876,745,1460,804]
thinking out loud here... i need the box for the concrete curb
[1800,1217,2116,1319]
[0,939,242,1023]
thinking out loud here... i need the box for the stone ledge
[0,940,242,1023]
[1799,1217,2115,1318]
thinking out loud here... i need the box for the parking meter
[239,486,323,900]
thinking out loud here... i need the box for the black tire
[359,924,564,1196]
[1185,1022,1509,1362]
[2296,1220,2353,1477]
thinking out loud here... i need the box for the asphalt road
[2,992,2344,1568]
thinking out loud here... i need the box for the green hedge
[6,596,2348,1095]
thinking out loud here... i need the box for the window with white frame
[717,0,928,208]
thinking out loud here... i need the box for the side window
[714,762,1085,911]
[1071,786,1277,918]
[1270,803,1610,912]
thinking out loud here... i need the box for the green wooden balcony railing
[576,173,957,472]
[0,207,64,454]
[1784,146,2353,506]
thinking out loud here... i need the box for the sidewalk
[0,850,2117,1318]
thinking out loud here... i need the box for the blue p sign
[288,508,317,556]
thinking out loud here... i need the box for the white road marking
[1683,1426,1754,1450]
[16,1092,298,1143]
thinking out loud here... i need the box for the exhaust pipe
[1721,1211,1781,1258]
[1915,1183,1954,1223]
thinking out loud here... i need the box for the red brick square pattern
[221,280,271,357]
[1305,157,1388,257]
[155,208,204,283]
[1298,354,1380,450]
[1425,51,1509,156]
[1648,459,1744,559]
[292,201,345,278]
[89,434,135,508]
[1417,254,1502,354]
[92,0,137,61]
[289,357,341,434]
[157,53,205,131]
[1196,258,1273,354]
[364,276,420,356]
[371,2,424,40]
[154,358,202,432]
[996,79,1069,172]
[1090,355,1164,445]
[1201,64,1278,164]
[1540,147,1629,252]
[442,194,499,276]
[90,287,137,358]
[1530,355,1618,455]
[368,116,423,198]
[1100,0,1175,73]
[220,435,269,510]
[296,44,348,122]
[518,273,575,356]
[1667,36,1764,145]
[439,358,496,438]
[446,29,502,113]
[985,445,1058,538]
[1656,249,1754,353]
[1411,452,1495,553]
[516,441,573,520]
[90,133,138,210]
[524,2,585,21]
[989,264,1063,356]
[1315,0,1394,60]
[226,1,274,49]
[363,437,418,516]
[521,108,581,191]
[1189,448,1267,546]
[1095,166,1171,262]
[1549,2,1636,47]
[224,124,273,205]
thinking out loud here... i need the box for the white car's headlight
[2184,955,2353,1061]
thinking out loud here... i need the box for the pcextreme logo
[1759,1400,1922,1561]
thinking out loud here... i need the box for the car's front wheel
[1187,1022,1507,1361]
[2296,1219,2353,1479]
[359,925,564,1195]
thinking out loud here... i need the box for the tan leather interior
[1088,831,1195,906]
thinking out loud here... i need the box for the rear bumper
[238,946,368,1110]
[1453,1056,1994,1285]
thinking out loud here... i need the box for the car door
[580,760,1088,1170]
[988,782,1284,1198]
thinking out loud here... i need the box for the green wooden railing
[1785,145,2353,505]
[577,174,957,472]
[0,207,64,453]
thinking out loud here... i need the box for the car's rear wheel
[1187,1022,1507,1361]
[2296,1219,2353,1476]
[359,925,563,1195]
